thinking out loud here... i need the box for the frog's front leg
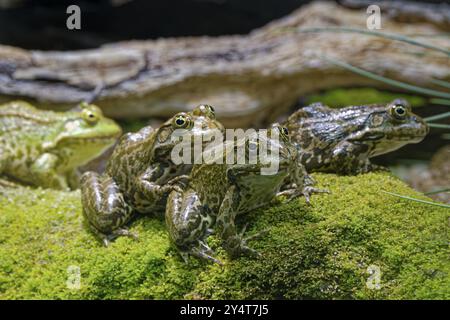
[216,185,266,258]
[80,171,136,246]
[332,141,388,175]
[30,153,68,190]
[134,166,189,212]
[165,188,220,264]
[279,159,329,204]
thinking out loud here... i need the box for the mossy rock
[0,173,448,299]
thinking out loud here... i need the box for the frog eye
[277,125,289,141]
[390,104,408,121]
[173,114,192,129]
[82,106,101,124]
[193,104,216,119]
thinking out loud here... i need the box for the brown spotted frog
[81,105,224,245]
[282,99,429,175]
[165,124,324,264]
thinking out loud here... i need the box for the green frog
[81,105,225,245]
[0,101,121,190]
[165,124,323,264]
[283,99,429,175]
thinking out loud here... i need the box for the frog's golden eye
[206,105,215,118]
[277,125,289,141]
[173,114,192,129]
[390,104,408,121]
[82,107,100,124]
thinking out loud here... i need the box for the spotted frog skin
[81,105,224,245]
[165,125,323,264]
[0,101,121,190]
[282,99,429,175]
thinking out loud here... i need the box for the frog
[282,99,429,175]
[0,100,122,190]
[165,124,324,264]
[81,104,225,245]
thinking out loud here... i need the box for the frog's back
[285,104,338,152]
[105,125,156,185]
[0,101,61,135]
[0,102,60,180]
[285,103,382,150]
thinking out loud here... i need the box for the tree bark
[0,1,448,127]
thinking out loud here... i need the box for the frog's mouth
[76,135,119,143]
[385,130,429,143]
[60,130,121,144]
[55,136,118,149]
[395,135,427,142]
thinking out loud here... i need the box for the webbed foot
[90,227,138,247]
[224,224,269,259]
[277,186,329,204]
[181,240,222,265]
[302,186,330,204]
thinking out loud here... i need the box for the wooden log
[0,1,449,127]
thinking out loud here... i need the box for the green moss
[0,173,448,299]
[305,88,426,108]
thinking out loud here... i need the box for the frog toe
[302,186,330,204]
[97,228,138,246]
[193,250,223,266]
[239,245,262,258]
[113,228,139,241]
[245,228,269,242]
[225,232,265,259]
[182,241,222,265]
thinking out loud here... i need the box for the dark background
[0,0,310,50]
[1,0,447,50]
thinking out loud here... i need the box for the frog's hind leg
[165,189,221,264]
[217,186,266,259]
[80,171,137,246]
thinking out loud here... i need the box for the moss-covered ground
[0,173,448,299]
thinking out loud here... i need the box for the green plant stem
[321,56,450,99]
[430,79,450,89]
[382,191,450,209]
[430,98,450,106]
[425,111,450,122]
[428,123,450,129]
[425,188,450,195]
